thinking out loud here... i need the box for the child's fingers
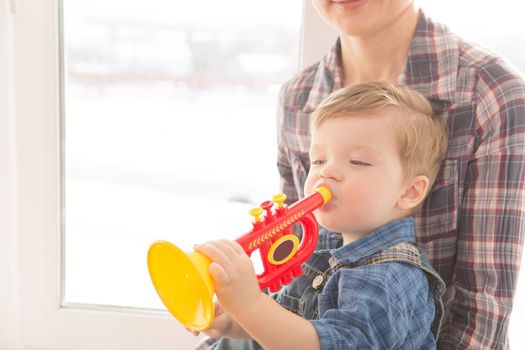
[185,327,200,337]
[202,309,233,339]
[213,240,246,261]
[217,239,246,256]
[195,241,232,266]
[205,329,220,339]
[209,262,231,287]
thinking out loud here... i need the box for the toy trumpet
[147,186,331,331]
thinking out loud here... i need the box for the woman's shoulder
[458,38,519,77]
[422,13,515,74]
[422,13,525,95]
[455,36,525,90]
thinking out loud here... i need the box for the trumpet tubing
[147,186,331,331]
[237,186,331,292]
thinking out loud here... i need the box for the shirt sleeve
[438,62,525,349]
[310,264,435,350]
[276,84,299,204]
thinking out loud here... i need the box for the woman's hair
[311,81,448,187]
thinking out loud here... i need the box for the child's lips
[319,196,334,212]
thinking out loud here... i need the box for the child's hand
[195,240,262,317]
[202,300,234,339]
[186,300,247,339]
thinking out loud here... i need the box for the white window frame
[12,0,196,348]
[3,0,330,348]
[0,0,19,348]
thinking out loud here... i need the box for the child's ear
[397,175,430,210]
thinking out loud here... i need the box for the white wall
[299,0,337,69]
[0,2,20,349]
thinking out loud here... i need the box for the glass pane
[62,0,302,310]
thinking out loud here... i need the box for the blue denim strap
[332,242,446,340]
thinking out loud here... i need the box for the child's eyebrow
[309,143,383,157]
[349,144,383,155]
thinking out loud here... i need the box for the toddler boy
[195,81,448,349]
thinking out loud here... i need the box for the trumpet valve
[272,193,286,208]
[272,193,287,218]
[249,207,264,226]
[260,200,274,223]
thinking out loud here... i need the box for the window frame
[14,0,196,348]
[12,0,319,348]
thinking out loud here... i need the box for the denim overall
[203,241,445,350]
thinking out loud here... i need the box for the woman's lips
[330,0,366,11]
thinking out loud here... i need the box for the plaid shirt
[277,11,525,350]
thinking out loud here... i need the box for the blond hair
[311,81,448,187]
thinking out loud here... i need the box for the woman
[277,1,525,348]
[196,1,525,348]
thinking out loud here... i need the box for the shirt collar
[400,10,458,103]
[304,10,458,114]
[304,38,344,113]
[329,217,416,265]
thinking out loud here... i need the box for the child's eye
[349,159,371,166]
[311,159,325,166]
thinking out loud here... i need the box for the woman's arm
[439,65,525,348]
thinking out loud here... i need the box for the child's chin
[317,215,336,231]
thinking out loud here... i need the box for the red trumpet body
[236,186,331,292]
[147,186,331,330]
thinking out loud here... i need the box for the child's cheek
[303,173,316,196]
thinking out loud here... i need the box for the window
[62,0,302,311]
[13,1,302,348]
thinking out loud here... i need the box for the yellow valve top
[272,193,287,208]
[249,207,264,223]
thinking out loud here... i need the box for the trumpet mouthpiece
[315,186,332,205]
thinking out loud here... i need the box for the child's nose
[319,163,342,181]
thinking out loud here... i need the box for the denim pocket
[275,259,328,320]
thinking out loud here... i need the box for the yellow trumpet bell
[147,241,215,331]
